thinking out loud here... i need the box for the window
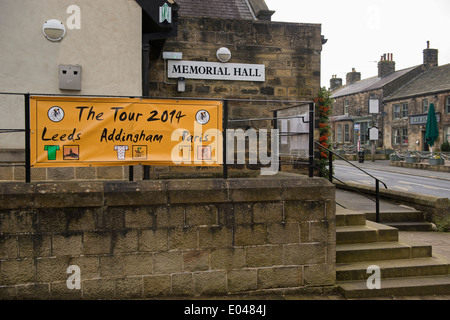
[422,99,428,113]
[356,122,369,145]
[344,99,349,115]
[445,125,450,143]
[336,124,342,143]
[393,129,400,145]
[402,128,408,144]
[393,104,400,119]
[401,103,408,118]
[446,96,450,114]
[344,124,350,143]
[393,128,408,145]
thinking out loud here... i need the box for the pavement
[334,159,450,181]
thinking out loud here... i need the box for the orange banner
[30,97,222,168]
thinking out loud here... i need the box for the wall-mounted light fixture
[177,77,185,93]
[216,47,231,63]
[163,52,184,89]
[43,19,66,41]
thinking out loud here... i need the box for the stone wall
[149,17,322,102]
[0,176,336,299]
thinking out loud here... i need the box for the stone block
[309,220,335,243]
[0,209,36,233]
[166,179,228,204]
[115,277,143,299]
[99,255,124,278]
[111,229,139,254]
[304,264,335,286]
[210,248,246,270]
[198,226,233,249]
[52,232,83,256]
[143,275,171,297]
[51,281,83,299]
[16,283,51,299]
[234,224,267,246]
[193,271,227,295]
[185,205,218,226]
[74,167,96,180]
[0,184,36,210]
[283,243,326,265]
[36,256,71,282]
[252,202,283,224]
[227,269,258,292]
[284,201,326,222]
[0,259,35,285]
[83,278,115,299]
[183,250,210,272]
[104,180,167,206]
[96,166,125,180]
[123,253,153,276]
[257,266,302,289]
[47,168,75,181]
[67,208,97,231]
[97,207,124,230]
[18,234,51,258]
[139,229,168,252]
[68,256,99,280]
[155,205,184,228]
[169,227,198,250]
[228,178,281,202]
[124,207,155,229]
[267,223,300,244]
[245,245,283,267]
[83,231,111,255]
[153,251,183,274]
[34,181,104,208]
[172,273,194,296]
[0,235,18,259]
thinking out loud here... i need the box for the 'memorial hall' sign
[168,60,266,82]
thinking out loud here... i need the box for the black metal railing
[315,141,388,223]
[1,92,316,183]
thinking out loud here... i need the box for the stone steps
[335,208,450,298]
[338,274,450,299]
[364,210,435,231]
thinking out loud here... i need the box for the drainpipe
[142,42,151,180]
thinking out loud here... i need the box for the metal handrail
[314,141,388,223]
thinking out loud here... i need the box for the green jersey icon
[44,145,60,160]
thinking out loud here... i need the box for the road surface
[333,161,450,199]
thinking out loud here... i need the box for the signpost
[368,97,380,162]
[30,96,223,168]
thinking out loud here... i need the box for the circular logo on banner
[48,106,65,122]
[195,110,210,125]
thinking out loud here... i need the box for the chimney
[423,41,438,68]
[378,53,395,77]
[330,75,343,91]
[346,68,361,85]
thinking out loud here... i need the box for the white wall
[0,0,142,150]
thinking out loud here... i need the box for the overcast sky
[265,0,450,89]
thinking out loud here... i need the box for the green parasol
[425,103,439,151]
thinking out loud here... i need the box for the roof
[384,63,450,101]
[331,66,420,99]
[175,0,256,20]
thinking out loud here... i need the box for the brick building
[383,62,450,151]
[329,43,446,152]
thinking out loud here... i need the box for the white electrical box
[59,65,82,91]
